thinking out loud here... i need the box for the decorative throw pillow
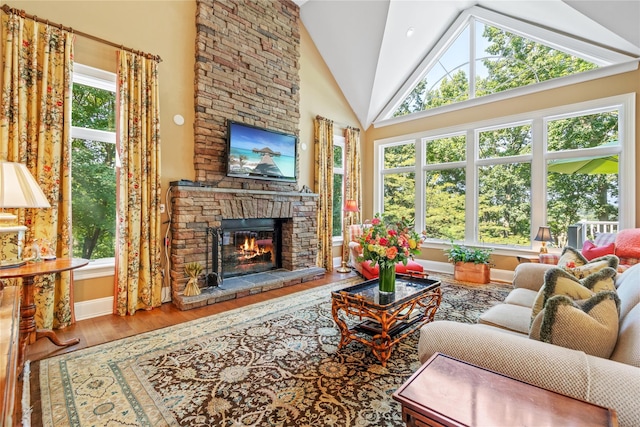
[529,291,620,358]
[556,246,619,279]
[531,267,617,322]
[581,240,616,261]
[615,228,640,258]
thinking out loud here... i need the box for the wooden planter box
[454,262,490,284]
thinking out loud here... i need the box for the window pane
[476,24,598,98]
[72,138,116,259]
[547,111,618,152]
[426,135,466,164]
[382,172,415,224]
[478,163,531,245]
[384,143,415,168]
[334,145,343,168]
[479,124,531,159]
[72,83,116,131]
[425,168,465,240]
[332,173,343,237]
[547,161,618,247]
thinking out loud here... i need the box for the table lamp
[534,226,553,254]
[336,199,359,273]
[0,161,51,268]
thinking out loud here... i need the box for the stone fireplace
[169,184,321,310]
[167,1,321,311]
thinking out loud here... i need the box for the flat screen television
[226,120,298,183]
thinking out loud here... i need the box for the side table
[0,258,89,374]
[393,352,617,427]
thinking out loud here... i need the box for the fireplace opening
[220,218,282,278]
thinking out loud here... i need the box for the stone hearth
[173,267,326,311]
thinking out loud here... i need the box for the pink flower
[371,218,381,225]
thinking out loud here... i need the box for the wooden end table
[393,352,618,427]
[0,258,89,374]
[331,274,441,366]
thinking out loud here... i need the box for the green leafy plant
[444,242,492,265]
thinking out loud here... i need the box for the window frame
[375,6,638,127]
[71,63,117,280]
[332,135,346,245]
[374,93,635,254]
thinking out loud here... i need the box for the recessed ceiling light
[406,27,415,38]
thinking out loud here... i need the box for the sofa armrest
[511,262,555,291]
[418,321,640,427]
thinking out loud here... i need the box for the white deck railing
[567,220,618,248]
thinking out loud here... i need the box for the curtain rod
[1,4,162,63]
[315,115,359,131]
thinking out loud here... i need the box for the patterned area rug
[36,274,510,427]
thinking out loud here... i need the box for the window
[332,136,345,239]
[71,64,117,260]
[375,94,634,250]
[379,7,635,125]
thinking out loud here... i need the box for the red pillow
[581,240,615,261]
[615,229,640,258]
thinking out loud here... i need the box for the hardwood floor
[26,270,357,363]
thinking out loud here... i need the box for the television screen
[226,121,298,182]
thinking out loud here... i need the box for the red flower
[388,229,397,237]
[371,217,381,225]
[379,237,388,246]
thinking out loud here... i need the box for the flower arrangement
[358,213,424,276]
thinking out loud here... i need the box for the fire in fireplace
[220,218,282,278]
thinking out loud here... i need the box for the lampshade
[534,226,553,242]
[344,199,359,213]
[0,161,51,208]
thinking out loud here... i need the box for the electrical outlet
[160,204,165,213]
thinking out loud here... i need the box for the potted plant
[444,242,492,284]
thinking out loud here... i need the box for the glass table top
[333,274,440,307]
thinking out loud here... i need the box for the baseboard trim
[74,296,113,321]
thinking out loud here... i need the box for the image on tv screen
[227,122,297,181]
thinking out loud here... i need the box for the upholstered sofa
[418,261,640,427]
[347,224,424,279]
[540,228,640,273]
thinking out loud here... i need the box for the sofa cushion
[610,303,640,367]
[615,228,640,258]
[531,267,617,321]
[615,263,640,319]
[529,291,621,358]
[504,288,538,308]
[478,303,532,335]
[556,246,619,279]
[581,240,615,260]
[595,232,617,247]
[360,259,424,280]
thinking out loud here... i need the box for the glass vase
[378,263,396,294]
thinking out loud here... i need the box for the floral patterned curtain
[343,126,361,260]
[314,116,334,271]
[0,12,75,329]
[114,50,163,316]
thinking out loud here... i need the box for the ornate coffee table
[331,274,441,366]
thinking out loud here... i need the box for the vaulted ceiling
[296,1,640,130]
